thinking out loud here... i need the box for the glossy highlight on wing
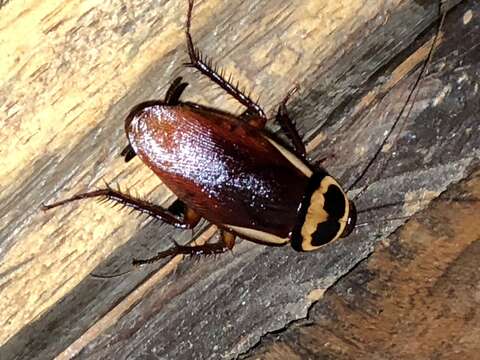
[126,102,311,238]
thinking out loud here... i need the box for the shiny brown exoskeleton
[44,0,357,265]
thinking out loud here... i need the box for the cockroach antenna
[348,0,447,200]
[43,0,450,276]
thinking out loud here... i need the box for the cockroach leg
[165,76,189,105]
[275,87,306,158]
[120,144,136,162]
[166,200,201,228]
[132,239,232,266]
[132,229,235,266]
[167,199,187,216]
[184,206,202,228]
[184,0,267,121]
[220,230,236,250]
[312,153,336,167]
[42,186,200,229]
[239,108,267,129]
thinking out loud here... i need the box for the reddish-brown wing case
[126,102,310,238]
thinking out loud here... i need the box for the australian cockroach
[43,0,440,267]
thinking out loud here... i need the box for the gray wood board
[2,0,478,359]
[240,170,480,359]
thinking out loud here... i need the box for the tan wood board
[1,0,476,358]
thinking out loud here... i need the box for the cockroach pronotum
[43,0,441,268]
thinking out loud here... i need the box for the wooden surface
[0,0,478,359]
[244,169,480,360]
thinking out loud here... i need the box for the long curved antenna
[91,269,135,279]
[355,215,413,229]
[348,4,446,199]
[357,196,479,215]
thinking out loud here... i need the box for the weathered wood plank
[0,0,477,359]
[243,170,480,359]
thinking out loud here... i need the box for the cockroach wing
[126,103,311,240]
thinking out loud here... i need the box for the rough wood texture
[0,0,478,359]
[243,170,480,360]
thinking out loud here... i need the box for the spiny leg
[185,0,267,123]
[132,229,236,266]
[275,87,306,158]
[42,185,201,229]
[239,108,267,129]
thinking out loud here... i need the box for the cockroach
[43,0,442,267]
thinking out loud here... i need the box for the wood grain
[0,0,477,359]
[243,170,480,360]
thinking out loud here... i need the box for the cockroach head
[291,172,357,251]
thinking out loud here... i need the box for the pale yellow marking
[300,176,349,251]
[301,188,328,250]
[265,137,313,177]
[226,225,290,245]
